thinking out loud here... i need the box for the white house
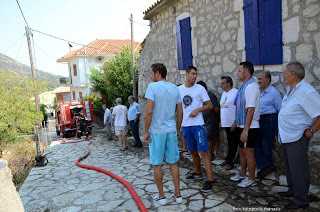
[57,39,140,101]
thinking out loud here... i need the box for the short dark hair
[221,76,233,87]
[196,80,207,90]
[186,66,197,73]
[263,71,272,82]
[240,61,254,75]
[151,63,167,78]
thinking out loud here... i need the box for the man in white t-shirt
[178,66,214,192]
[112,98,128,151]
[230,62,260,188]
[219,76,238,170]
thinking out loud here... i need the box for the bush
[1,139,37,188]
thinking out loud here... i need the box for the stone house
[138,0,320,184]
[57,39,140,101]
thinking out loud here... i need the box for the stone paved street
[19,130,320,212]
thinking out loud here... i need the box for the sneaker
[154,195,167,205]
[171,193,183,204]
[186,172,204,181]
[237,177,257,188]
[201,181,214,192]
[230,173,246,182]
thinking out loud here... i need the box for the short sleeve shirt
[104,108,113,124]
[238,82,260,128]
[220,88,238,127]
[112,105,128,127]
[128,102,141,121]
[145,81,181,134]
[279,80,320,143]
[203,91,219,127]
[178,84,210,127]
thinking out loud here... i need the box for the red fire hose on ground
[60,137,148,212]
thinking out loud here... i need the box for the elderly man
[278,62,320,209]
[230,62,260,188]
[220,76,238,170]
[128,95,142,148]
[102,104,113,140]
[255,71,282,179]
[112,98,128,151]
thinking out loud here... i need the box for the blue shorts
[149,132,180,165]
[183,125,209,152]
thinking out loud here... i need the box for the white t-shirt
[178,84,210,127]
[112,105,128,127]
[220,88,238,127]
[238,82,260,128]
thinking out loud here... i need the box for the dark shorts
[236,128,259,148]
[205,125,219,142]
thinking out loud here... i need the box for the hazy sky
[0,0,156,76]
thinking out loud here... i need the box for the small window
[73,64,77,76]
[72,91,76,100]
[79,92,83,100]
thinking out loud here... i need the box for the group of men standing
[102,95,143,151]
[144,61,320,209]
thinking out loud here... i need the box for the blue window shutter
[243,0,260,65]
[180,17,193,69]
[176,21,183,70]
[259,0,282,65]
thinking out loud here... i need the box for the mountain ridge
[0,52,62,89]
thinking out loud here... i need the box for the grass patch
[1,139,37,189]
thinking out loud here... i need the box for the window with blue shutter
[243,0,282,65]
[176,17,193,70]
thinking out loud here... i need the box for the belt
[260,113,277,118]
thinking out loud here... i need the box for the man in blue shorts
[178,66,214,192]
[144,63,183,206]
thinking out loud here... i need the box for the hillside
[0,53,61,90]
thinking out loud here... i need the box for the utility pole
[25,26,41,128]
[130,14,137,100]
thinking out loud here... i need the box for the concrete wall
[0,159,24,212]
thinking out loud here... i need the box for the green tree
[0,70,43,147]
[88,45,139,107]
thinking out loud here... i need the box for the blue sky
[0,0,156,76]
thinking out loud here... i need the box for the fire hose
[61,137,148,212]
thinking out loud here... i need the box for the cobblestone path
[19,131,320,212]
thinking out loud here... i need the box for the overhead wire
[15,36,24,60]
[2,34,25,54]
[15,0,29,28]
[30,28,137,54]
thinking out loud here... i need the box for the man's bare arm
[144,99,154,143]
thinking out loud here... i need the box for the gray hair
[102,104,107,108]
[128,95,135,101]
[286,62,305,79]
[115,98,122,103]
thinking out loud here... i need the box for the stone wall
[138,0,320,185]
[0,159,24,212]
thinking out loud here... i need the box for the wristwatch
[308,128,314,134]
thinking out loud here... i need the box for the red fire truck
[55,101,94,137]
